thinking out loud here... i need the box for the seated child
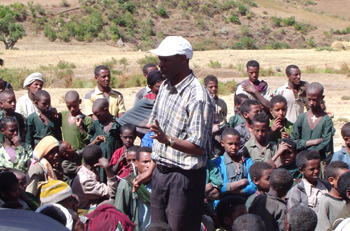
[269,95,293,143]
[0,117,32,173]
[25,90,62,148]
[59,90,92,151]
[27,136,61,200]
[0,89,26,141]
[249,168,293,231]
[287,150,330,213]
[115,145,140,179]
[243,112,277,163]
[285,204,318,231]
[291,82,334,164]
[329,171,350,230]
[59,141,82,185]
[115,147,152,231]
[215,196,247,231]
[232,214,266,231]
[316,161,349,231]
[331,122,350,167]
[277,138,302,182]
[235,99,262,149]
[71,145,117,210]
[228,93,249,128]
[213,128,256,208]
[245,161,273,210]
[88,98,122,181]
[110,124,136,176]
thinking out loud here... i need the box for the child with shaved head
[331,122,350,167]
[88,98,122,182]
[291,82,334,175]
[59,90,92,151]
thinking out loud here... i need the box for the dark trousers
[151,165,206,231]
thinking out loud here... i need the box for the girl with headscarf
[15,72,44,118]
[26,136,60,200]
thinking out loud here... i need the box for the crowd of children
[0,57,350,231]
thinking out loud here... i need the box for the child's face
[226,204,247,228]
[1,183,19,202]
[149,80,164,96]
[60,141,76,159]
[46,146,60,169]
[331,168,349,190]
[256,168,272,192]
[236,98,248,112]
[280,149,296,166]
[16,173,27,191]
[244,104,262,122]
[306,89,323,110]
[247,66,259,84]
[320,103,326,112]
[136,151,151,174]
[120,129,136,149]
[1,121,18,140]
[126,151,137,169]
[65,99,81,116]
[35,95,51,113]
[92,107,109,122]
[270,102,287,120]
[28,80,43,96]
[301,159,320,184]
[206,81,218,98]
[221,134,241,158]
[252,121,269,143]
[1,94,16,114]
[95,69,110,88]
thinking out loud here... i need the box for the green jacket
[0,144,33,173]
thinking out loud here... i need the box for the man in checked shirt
[132,36,214,231]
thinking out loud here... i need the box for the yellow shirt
[84,86,126,117]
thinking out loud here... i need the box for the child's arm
[267,141,292,168]
[308,117,334,153]
[205,183,220,200]
[269,118,283,138]
[242,158,257,195]
[89,135,105,145]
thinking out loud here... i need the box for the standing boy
[249,168,293,231]
[316,161,349,231]
[115,147,152,231]
[228,93,248,128]
[88,98,122,181]
[59,90,92,151]
[71,145,117,210]
[273,65,308,123]
[269,95,293,143]
[85,65,126,119]
[213,128,256,208]
[25,90,62,148]
[235,60,272,111]
[245,161,273,210]
[134,63,158,105]
[291,82,334,169]
[287,150,330,213]
[331,122,350,167]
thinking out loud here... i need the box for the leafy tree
[0,13,26,49]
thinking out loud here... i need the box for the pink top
[5,147,16,163]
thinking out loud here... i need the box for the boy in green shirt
[228,93,248,128]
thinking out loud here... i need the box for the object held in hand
[103,137,106,143]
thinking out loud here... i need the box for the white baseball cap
[148,36,193,59]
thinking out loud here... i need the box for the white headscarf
[23,72,44,88]
[36,203,73,230]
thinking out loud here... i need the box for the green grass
[200,79,237,95]
[208,60,222,68]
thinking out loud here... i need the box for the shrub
[158,7,168,18]
[0,13,26,49]
[232,36,258,50]
[271,16,282,27]
[282,16,296,26]
[102,57,118,69]
[308,37,316,48]
[119,57,128,66]
[265,41,290,49]
[137,55,159,67]
[229,13,240,24]
[57,60,76,69]
[208,60,221,68]
[238,4,248,16]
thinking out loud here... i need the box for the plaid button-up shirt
[149,72,214,170]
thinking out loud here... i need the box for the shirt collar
[224,152,233,165]
[94,86,114,95]
[250,138,272,148]
[302,178,326,197]
[165,71,195,93]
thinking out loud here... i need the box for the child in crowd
[25,90,62,148]
[269,95,293,143]
[59,90,92,151]
[249,168,293,231]
[59,141,82,185]
[228,93,248,128]
[115,147,152,231]
[291,82,334,169]
[110,124,136,177]
[3,168,27,190]
[134,63,158,105]
[71,145,118,210]
[277,138,302,182]
[0,90,26,141]
[331,122,350,167]
[26,136,61,200]
[243,112,277,163]
[235,99,262,148]
[213,128,255,208]
[205,159,223,202]
[118,146,140,179]
[316,161,349,231]
[285,205,318,231]
[320,100,333,118]
[232,214,266,231]
[287,150,330,213]
[0,117,32,173]
[215,196,247,231]
[88,98,122,181]
[329,171,350,230]
[245,162,273,210]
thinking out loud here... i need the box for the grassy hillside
[1,0,350,51]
